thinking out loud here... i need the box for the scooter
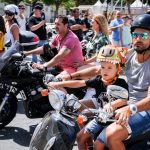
[29,85,150,150]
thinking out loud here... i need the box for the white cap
[4,4,19,15]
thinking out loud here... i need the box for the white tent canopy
[131,0,144,7]
[92,0,103,15]
[94,0,102,6]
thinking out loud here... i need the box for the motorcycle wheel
[0,90,17,129]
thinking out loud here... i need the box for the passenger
[24,15,84,76]
[73,14,110,70]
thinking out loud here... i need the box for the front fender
[30,111,79,150]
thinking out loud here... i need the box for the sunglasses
[5,11,14,16]
[19,7,25,10]
[132,32,149,40]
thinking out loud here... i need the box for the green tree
[0,0,20,4]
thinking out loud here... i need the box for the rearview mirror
[107,85,128,100]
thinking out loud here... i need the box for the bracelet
[68,72,72,79]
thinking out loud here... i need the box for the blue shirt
[110,18,123,41]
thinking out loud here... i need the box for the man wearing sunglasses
[17,2,26,31]
[27,2,47,63]
[92,13,150,150]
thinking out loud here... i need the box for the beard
[134,42,150,54]
[134,42,145,54]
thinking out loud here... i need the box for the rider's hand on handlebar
[115,106,131,126]
[32,63,45,70]
[48,82,59,90]
[103,103,114,114]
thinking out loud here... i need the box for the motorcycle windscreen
[30,111,79,150]
[0,41,20,71]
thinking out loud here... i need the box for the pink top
[52,30,84,73]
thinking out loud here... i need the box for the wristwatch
[129,104,137,115]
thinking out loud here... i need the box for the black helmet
[131,14,150,32]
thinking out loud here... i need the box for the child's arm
[110,99,127,109]
[104,99,127,113]
[48,80,86,90]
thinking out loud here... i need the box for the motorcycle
[81,29,94,56]
[0,31,55,129]
[30,86,135,150]
[29,85,150,150]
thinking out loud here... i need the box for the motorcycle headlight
[48,89,66,111]
[65,94,81,112]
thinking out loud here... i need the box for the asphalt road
[0,97,78,150]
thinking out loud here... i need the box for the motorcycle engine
[24,82,53,118]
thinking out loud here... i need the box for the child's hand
[103,103,114,114]
[48,82,59,90]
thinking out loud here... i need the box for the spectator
[0,15,6,55]
[17,2,26,31]
[82,9,91,34]
[110,11,124,46]
[4,4,19,53]
[69,8,85,41]
[27,2,47,62]
[24,15,84,76]
[120,15,132,48]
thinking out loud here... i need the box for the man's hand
[48,82,59,90]
[32,63,45,70]
[115,106,131,126]
[73,61,86,68]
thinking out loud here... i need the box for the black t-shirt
[85,75,128,107]
[69,18,84,41]
[28,16,47,40]
[82,18,91,29]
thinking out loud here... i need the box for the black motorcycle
[29,85,150,150]
[0,31,54,129]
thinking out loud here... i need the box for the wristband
[129,104,137,115]
[68,72,72,79]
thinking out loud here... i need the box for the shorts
[97,111,150,145]
[84,118,107,141]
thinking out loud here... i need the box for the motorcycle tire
[0,91,17,129]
